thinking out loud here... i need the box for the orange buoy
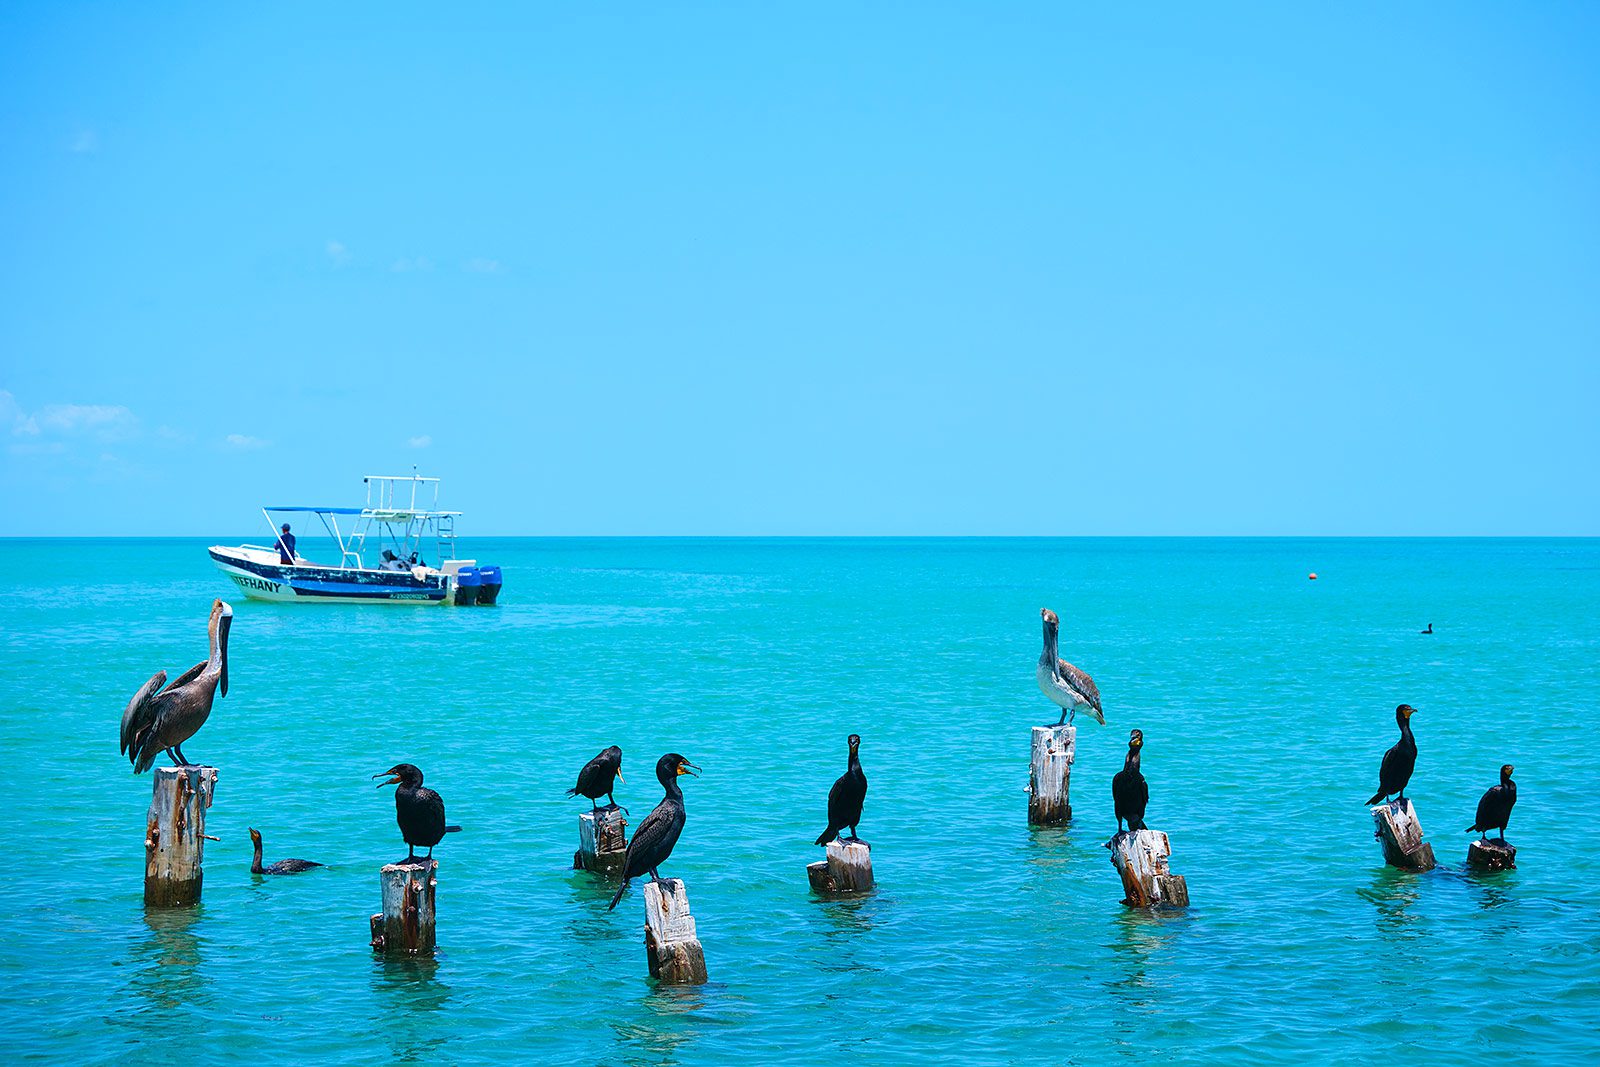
[1308,573,1318,580]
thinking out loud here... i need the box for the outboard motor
[453,566,481,606]
[477,565,503,605]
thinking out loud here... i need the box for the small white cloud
[326,240,351,265]
[34,403,138,441]
[408,435,432,449]
[225,433,271,450]
[391,257,434,273]
[71,129,98,153]
[462,257,501,274]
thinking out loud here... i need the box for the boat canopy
[266,506,364,514]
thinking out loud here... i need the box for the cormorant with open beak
[815,734,867,846]
[568,745,626,812]
[1112,729,1149,833]
[1038,608,1104,726]
[120,599,233,773]
[374,763,461,863]
[608,753,700,910]
[1366,704,1419,805]
[1467,764,1517,842]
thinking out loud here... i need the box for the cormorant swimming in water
[1038,608,1104,726]
[1112,729,1148,833]
[1467,764,1517,842]
[374,763,462,863]
[814,734,867,846]
[1421,623,1433,634]
[120,599,232,773]
[248,827,323,875]
[608,753,700,911]
[1365,704,1418,805]
[568,745,626,813]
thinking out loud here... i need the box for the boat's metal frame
[209,474,477,604]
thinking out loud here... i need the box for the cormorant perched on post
[1112,729,1148,833]
[568,745,626,812]
[815,734,867,845]
[374,763,462,863]
[1038,608,1104,726]
[248,828,323,875]
[120,599,233,773]
[608,753,700,911]
[1467,764,1517,841]
[1365,704,1419,805]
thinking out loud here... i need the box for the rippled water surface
[3,537,1598,1064]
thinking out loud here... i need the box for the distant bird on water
[1365,704,1419,805]
[1038,608,1104,726]
[1421,623,1433,634]
[374,763,461,863]
[815,734,868,846]
[608,753,700,911]
[568,745,626,812]
[248,827,323,875]
[120,599,233,773]
[1112,729,1149,833]
[1467,764,1517,842]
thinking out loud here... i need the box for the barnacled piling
[573,807,628,874]
[642,880,707,984]
[370,859,438,957]
[144,765,219,907]
[1105,828,1189,908]
[1371,798,1436,870]
[1028,724,1075,825]
[1467,838,1516,871]
[807,839,874,894]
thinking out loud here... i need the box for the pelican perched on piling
[1038,608,1104,726]
[120,599,232,773]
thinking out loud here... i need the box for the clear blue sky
[2,4,1596,535]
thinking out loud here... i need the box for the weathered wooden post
[1104,829,1189,908]
[573,808,628,874]
[1467,838,1516,871]
[144,765,219,907]
[369,860,437,957]
[1371,798,1436,870]
[642,880,707,984]
[806,839,874,894]
[1028,725,1075,825]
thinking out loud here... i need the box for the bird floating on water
[608,753,699,911]
[248,827,324,875]
[568,745,626,813]
[1467,764,1517,842]
[815,733,867,846]
[374,763,461,864]
[1365,704,1418,805]
[1112,729,1149,833]
[1038,608,1104,726]
[1421,623,1433,634]
[120,599,233,773]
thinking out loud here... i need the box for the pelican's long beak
[373,768,402,788]
[218,602,233,698]
[678,761,702,777]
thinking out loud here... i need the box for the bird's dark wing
[623,799,684,879]
[825,774,850,828]
[163,660,208,694]
[1137,773,1149,811]
[121,670,167,756]
[1377,743,1400,792]
[1057,659,1102,712]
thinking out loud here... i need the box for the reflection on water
[1358,867,1427,938]
[1023,824,1078,873]
[371,956,452,1064]
[809,891,883,976]
[611,983,707,1067]
[127,905,208,1015]
[565,870,630,946]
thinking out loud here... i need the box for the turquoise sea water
[2,537,1598,1064]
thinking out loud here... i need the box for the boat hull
[209,547,451,604]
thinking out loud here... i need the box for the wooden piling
[1105,828,1189,908]
[573,808,628,874]
[642,879,707,985]
[1028,725,1075,826]
[370,860,438,957]
[1371,798,1436,871]
[1467,838,1516,872]
[144,765,219,907]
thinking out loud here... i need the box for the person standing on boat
[276,523,297,565]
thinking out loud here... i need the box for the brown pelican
[120,599,232,773]
[1038,608,1104,726]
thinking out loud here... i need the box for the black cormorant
[248,827,323,875]
[374,763,462,862]
[1365,704,1418,805]
[568,745,626,812]
[120,599,232,772]
[1038,608,1104,726]
[814,734,867,846]
[1112,729,1148,833]
[1467,764,1517,841]
[608,753,699,910]
[1421,623,1433,634]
